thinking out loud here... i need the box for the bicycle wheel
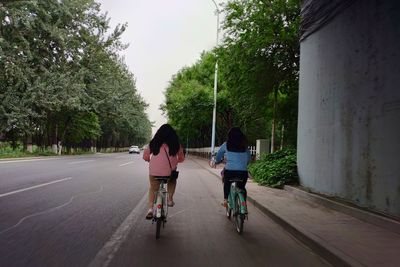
[235,195,244,234]
[156,219,162,239]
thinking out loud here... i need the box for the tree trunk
[270,89,277,153]
[51,123,58,154]
[90,139,94,153]
[26,134,33,153]
[57,141,62,155]
[11,131,17,150]
[280,124,284,150]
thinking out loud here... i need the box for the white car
[129,145,140,154]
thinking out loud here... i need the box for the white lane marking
[0,158,61,164]
[0,177,72,198]
[68,160,94,165]
[119,162,134,167]
[168,209,188,219]
[168,192,195,219]
[89,193,148,267]
[0,186,104,235]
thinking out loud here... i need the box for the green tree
[219,0,300,149]
[0,0,151,153]
[162,1,300,149]
[162,51,235,147]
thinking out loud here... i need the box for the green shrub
[0,142,57,158]
[248,148,298,188]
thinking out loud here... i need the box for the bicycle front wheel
[235,196,244,234]
[226,205,231,219]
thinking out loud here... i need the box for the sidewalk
[191,156,400,267]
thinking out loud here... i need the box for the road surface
[0,153,329,267]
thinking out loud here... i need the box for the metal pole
[210,0,219,157]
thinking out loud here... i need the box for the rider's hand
[209,160,216,168]
[209,155,217,168]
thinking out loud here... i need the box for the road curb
[190,156,358,267]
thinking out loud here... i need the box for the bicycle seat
[229,178,245,182]
[154,176,169,181]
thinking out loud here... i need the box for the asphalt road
[0,153,329,267]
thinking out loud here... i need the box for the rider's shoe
[145,209,153,220]
[167,200,175,207]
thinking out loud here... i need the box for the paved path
[0,153,328,267]
[193,156,400,267]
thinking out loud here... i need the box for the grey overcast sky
[96,0,223,135]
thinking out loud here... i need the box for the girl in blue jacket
[214,127,251,207]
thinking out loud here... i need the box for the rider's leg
[148,175,161,209]
[237,177,248,200]
[167,178,177,205]
[223,178,232,207]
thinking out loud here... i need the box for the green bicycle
[226,178,248,234]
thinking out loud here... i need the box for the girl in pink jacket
[143,124,185,219]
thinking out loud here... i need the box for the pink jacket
[143,143,185,177]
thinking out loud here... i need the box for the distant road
[0,153,329,267]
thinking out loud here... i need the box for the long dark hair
[149,124,180,156]
[226,127,247,152]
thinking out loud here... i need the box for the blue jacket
[215,142,251,171]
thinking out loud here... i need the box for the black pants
[223,170,248,199]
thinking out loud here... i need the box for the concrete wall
[298,0,400,217]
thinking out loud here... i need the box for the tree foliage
[0,0,151,152]
[162,51,235,147]
[163,0,300,148]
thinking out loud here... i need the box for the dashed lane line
[119,162,134,167]
[0,177,72,198]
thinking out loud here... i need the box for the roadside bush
[248,148,298,188]
[0,142,57,158]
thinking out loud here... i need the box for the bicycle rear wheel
[235,196,244,234]
[156,219,162,239]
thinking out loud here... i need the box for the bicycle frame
[225,179,248,234]
[154,179,168,219]
[228,181,247,216]
[153,178,169,239]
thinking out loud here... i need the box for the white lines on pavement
[119,162,134,167]
[88,193,148,267]
[68,160,95,165]
[0,185,104,235]
[0,177,72,198]
[168,192,195,219]
[168,209,188,219]
[0,158,61,164]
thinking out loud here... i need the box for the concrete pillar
[298,0,400,216]
[256,139,270,159]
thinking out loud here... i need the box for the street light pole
[210,0,219,157]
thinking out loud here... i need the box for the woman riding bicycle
[143,124,185,219]
[214,127,251,207]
